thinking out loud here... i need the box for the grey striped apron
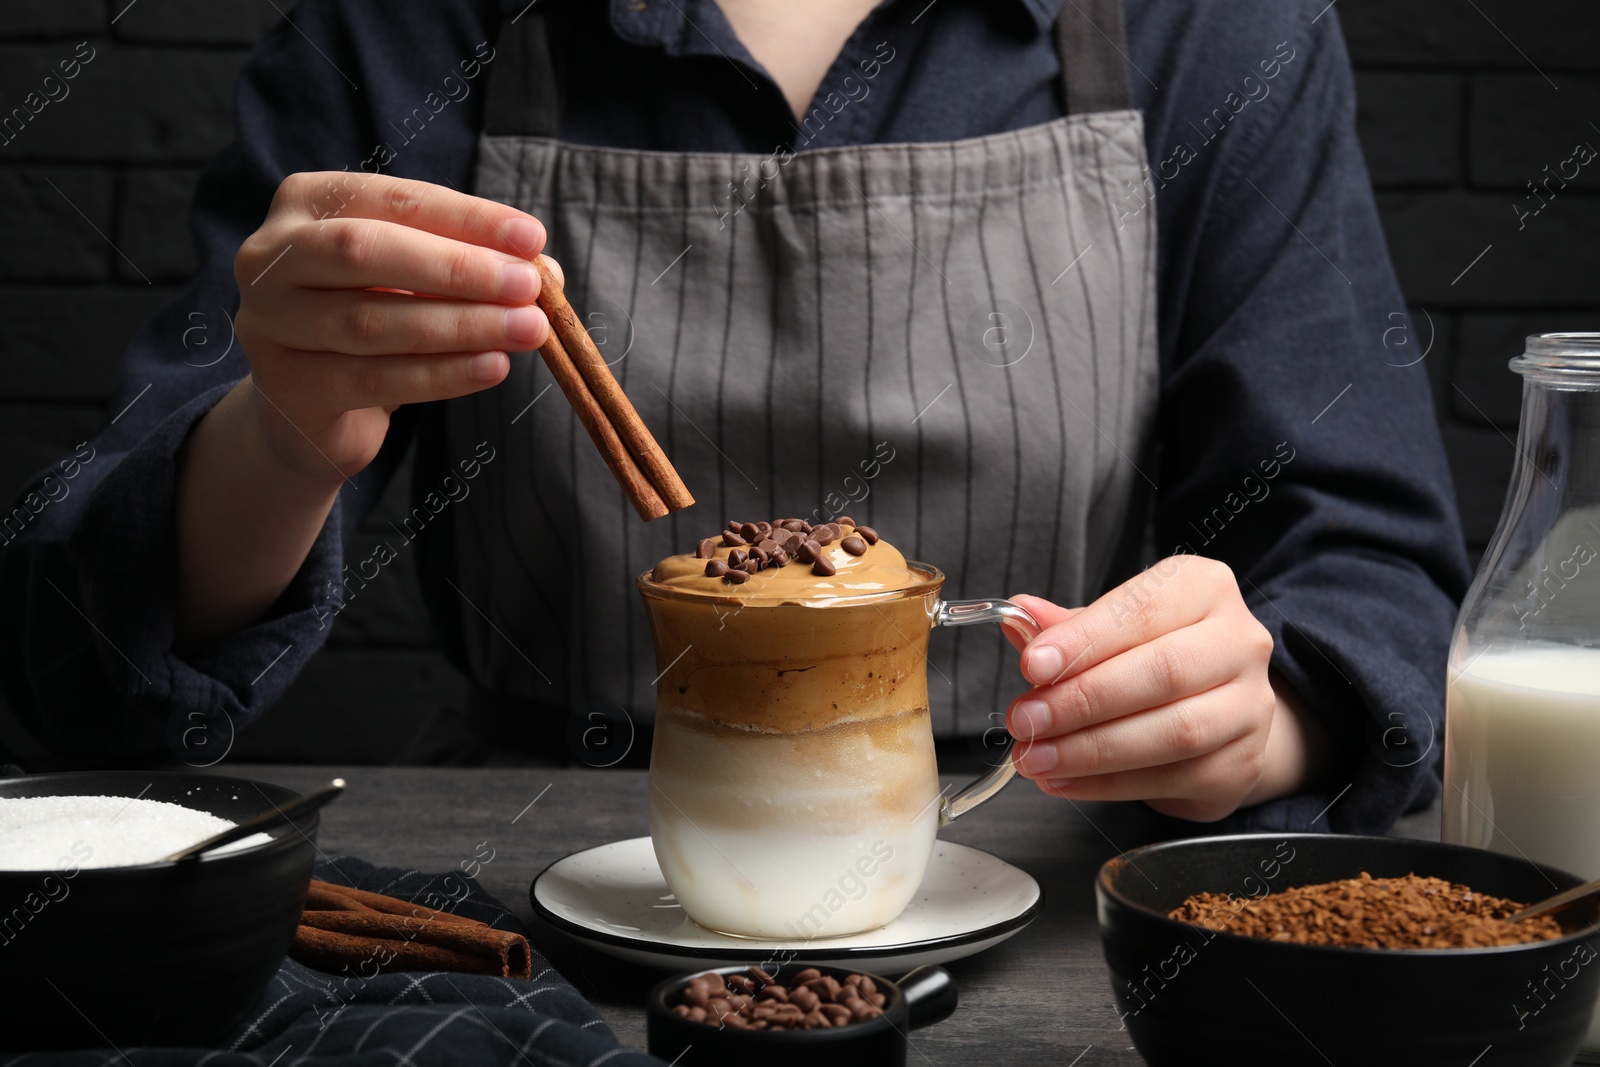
[416,0,1158,759]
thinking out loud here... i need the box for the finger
[1034,737,1264,822]
[261,347,511,410]
[269,289,549,355]
[279,172,546,261]
[540,254,565,289]
[1003,594,1075,653]
[1012,682,1255,781]
[280,217,545,304]
[1019,554,1236,686]
[1007,617,1241,741]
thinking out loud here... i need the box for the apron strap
[481,1,1131,138]
[1056,0,1132,115]
[481,7,563,139]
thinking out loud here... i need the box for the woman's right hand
[232,171,554,485]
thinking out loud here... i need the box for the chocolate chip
[695,538,716,559]
[770,548,789,566]
[722,531,747,547]
[705,560,729,578]
[757,538,779,555]
[840,536,866,556]
[781,533,804,554]
[796,540,821,563]
[727,519,741,532]
[742,559,760,574]
[836,515,855,528]
[728,548,747,567]
[813,524,838,546]
[724,568,750,584]
[812,555,837,577]
[855,525,879,544]
[756,521,772,538]
[739,522,761,542]
[751,546,771,564]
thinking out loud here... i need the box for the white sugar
[0,795,274,870]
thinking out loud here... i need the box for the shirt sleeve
[0,0,499,760]
[1139,2,1472,834]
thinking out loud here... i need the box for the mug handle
[931,597,1043,826]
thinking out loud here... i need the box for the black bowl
[647,963,957,1067]
[0,770,319,1050]
[1097,833,1600,1067]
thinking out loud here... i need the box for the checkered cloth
[12,858,665,1067]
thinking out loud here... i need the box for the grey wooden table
[230,764,1442,1065]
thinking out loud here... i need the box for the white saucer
[529,836,1042,973]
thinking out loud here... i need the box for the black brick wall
[1,0,1595,764]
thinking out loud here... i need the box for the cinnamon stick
[535,326,668,521]
[533,257,696,513]
[305,880,479,926]
[293,880,532,979]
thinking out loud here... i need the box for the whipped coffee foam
[649,517,926,601]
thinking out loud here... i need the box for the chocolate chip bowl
[0,770,319,1050]
[1097,833,1600,1067]
[646,963,958,1066]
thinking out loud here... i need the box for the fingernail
[504,306,546,347]
[1024,644,1065,685]
[500,217,544,256]
[499,262,538,303]
[467,351,507,382]
[1016,741,1058,777]
[1010,699,1051,742]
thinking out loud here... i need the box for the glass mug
[639,562,1040,940]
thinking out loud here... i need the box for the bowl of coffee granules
[646,963,957,1066]
[1096,834,1600,1067]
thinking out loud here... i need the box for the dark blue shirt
[0,0,1471,835]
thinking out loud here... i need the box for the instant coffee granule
[1170,872,1566,949]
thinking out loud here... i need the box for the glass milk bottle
[1442,333,1600,1051]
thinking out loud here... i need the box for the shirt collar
[1017,0,1063,33]
[607,0,747,59]
[607,0,1062,58]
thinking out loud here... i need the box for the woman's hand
[232,171,555,485]
[1005,555,1325,822]
[177,173,556,648]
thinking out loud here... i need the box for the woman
[0,0,1468,833]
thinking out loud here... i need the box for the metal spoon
[163,778,346,863]
[1507,875,1600,923]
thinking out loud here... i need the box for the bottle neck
[1512,379,1600,512]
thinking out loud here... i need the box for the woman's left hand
[1006,555,1316,823]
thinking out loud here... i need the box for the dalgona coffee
[642,517,941,939]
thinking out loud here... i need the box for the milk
[647,703,941,939]
[1443,644,1600,1050]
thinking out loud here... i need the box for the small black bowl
[647,963,957,1066]
[1097,833,1600,1067]
[0,770,319,1050]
